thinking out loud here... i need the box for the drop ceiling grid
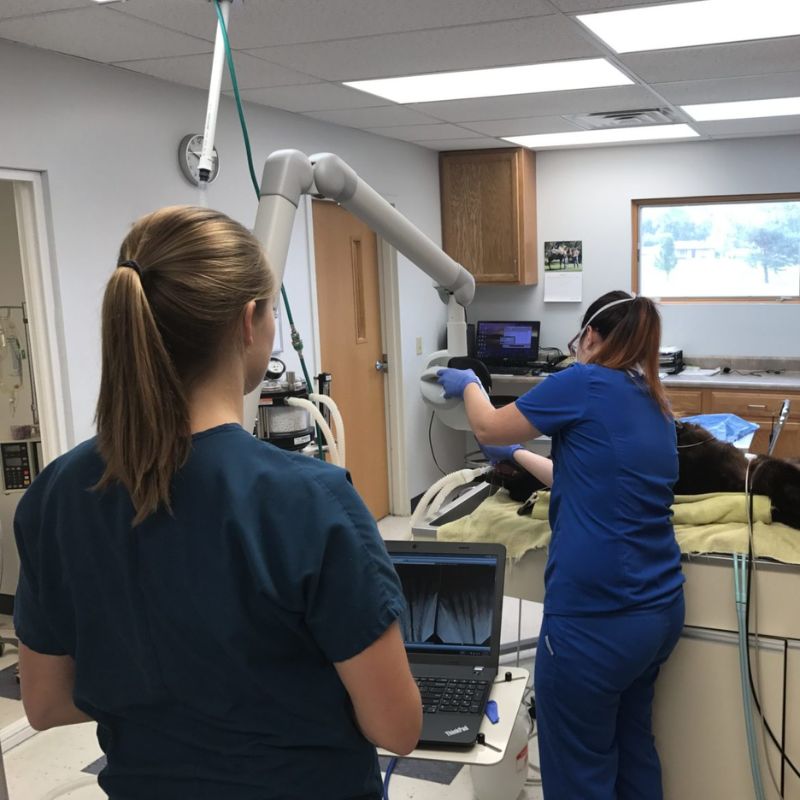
[0,0,797,147]
[110,0,558,50]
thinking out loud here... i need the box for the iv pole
[0,304,39,429]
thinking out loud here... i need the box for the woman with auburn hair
[14,205,420,799]
[438,291,684,800]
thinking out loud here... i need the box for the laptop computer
[386,540,506,748]
[474,320,541,374]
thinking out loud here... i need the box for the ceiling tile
[233,83,381,113]
[415,138,508,150]
[364,123,481,142]
[462,116,584,137]
[0,1,86,21]
[654,71,800,105]
[113,51,317,91]
[243,15,599,81]
[550,0,680,11]
[115,0,555,50]
[411,84,662,123]
[304,106,442,128]
[696,117,800,138]
[620,38,800,84]
[0,7,211,62]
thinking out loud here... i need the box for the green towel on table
[437,489,800,565]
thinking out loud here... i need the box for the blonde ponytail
[95,206,274,525]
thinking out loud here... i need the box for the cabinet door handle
[747,404,767,409]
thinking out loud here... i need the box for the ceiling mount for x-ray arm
[251,149,477,430]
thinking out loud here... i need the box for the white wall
[0,38,464,501]
[470,135,800,359]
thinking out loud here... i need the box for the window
[632,194,800,301]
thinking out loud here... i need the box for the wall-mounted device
[178,133,220,186]
[1,440,40,491]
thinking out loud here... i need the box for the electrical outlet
[415,337,423,356]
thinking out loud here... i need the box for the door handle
[375,358,388,372]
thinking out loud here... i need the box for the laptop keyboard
[491,366,531,375]
[415,677,490,715]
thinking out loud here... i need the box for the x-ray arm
[251,150,478,429]
[252,149,475,307]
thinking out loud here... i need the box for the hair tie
[118,259,142,277]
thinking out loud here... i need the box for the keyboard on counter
[490,366,532,375]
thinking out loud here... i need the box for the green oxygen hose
[214,0,325,460]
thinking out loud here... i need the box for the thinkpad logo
[445,725,469,737]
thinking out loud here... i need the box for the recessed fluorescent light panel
[344,59,632,104]
[577,0,800,54]
[682,97,800,121]
[503,124,699,150]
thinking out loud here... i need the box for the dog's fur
[484,420,800,529]
[675,420,800,530]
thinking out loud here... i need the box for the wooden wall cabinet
[665,386,800,457]
[439,147,537,285]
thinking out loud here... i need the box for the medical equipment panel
[1,440,39,490]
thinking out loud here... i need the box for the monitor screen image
[475,321,540,366]
[390,553,497,657]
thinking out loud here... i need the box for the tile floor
[1,518,545,800]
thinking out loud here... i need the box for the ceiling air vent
[565,108,678,130]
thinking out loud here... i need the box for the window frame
[631,192,800,304]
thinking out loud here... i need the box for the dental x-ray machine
[250,149,477,431]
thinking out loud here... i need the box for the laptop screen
[390,551,499,658]
[475,321,540,367]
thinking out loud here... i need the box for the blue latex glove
[480,443,522,465]
[436,367,480,399]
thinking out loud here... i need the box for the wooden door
[312,200,390,519]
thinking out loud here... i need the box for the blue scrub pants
[534,592,684,799]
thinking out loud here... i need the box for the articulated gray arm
[251,149,476,430]
[252,149,475,307]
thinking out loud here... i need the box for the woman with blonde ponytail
[14,206,420,799]
[437,290,684,800]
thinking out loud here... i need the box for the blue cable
[383,757,397,800]
[213,0,324,459]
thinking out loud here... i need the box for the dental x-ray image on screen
[393,554,495,656]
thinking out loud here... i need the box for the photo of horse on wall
[544,240,582,272]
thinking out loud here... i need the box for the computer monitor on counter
[474,321,541,370]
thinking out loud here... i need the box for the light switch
[415,337,423,355]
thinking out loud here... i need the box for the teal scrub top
[14,424,404,799]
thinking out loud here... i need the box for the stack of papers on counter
[680,367,721,377]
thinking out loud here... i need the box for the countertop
[490,370,800,394]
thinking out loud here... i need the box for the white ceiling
[1,0,799,150]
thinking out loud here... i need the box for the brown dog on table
[486,420,800,530]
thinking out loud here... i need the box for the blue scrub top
[14,424,404,800]
[516,364,684,615]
